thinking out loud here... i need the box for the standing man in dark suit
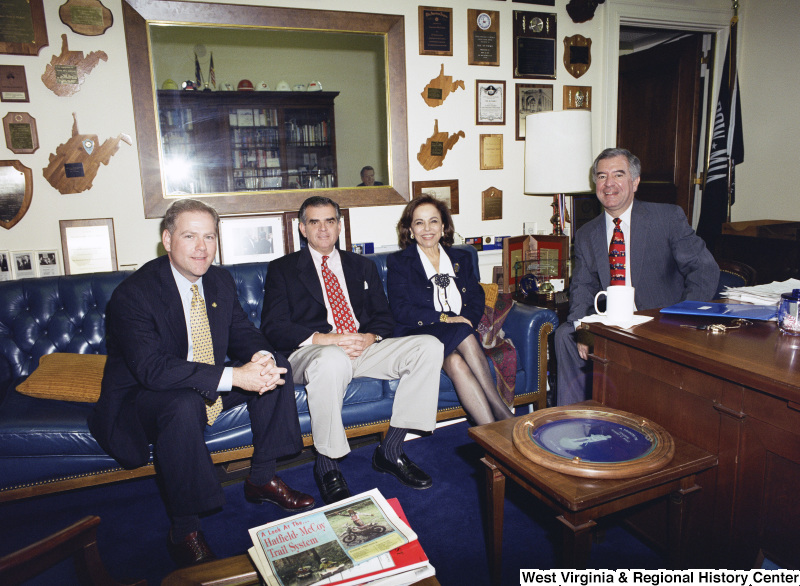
[556,148,719,405]
[88,199,313,568]
[261,196,444,505]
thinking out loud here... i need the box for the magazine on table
[248,489,420,586]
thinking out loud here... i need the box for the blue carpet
[0,420,665,585]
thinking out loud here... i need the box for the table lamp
[524,110,593,236]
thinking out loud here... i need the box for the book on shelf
[248,489,433,586]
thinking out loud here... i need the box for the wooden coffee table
[161,553,441,585]
[468,403,717,584]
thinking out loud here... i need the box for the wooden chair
[0,516,145,586]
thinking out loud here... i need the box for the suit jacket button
[461,287,467,292]
[417,321,423,326]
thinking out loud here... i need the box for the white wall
[0,0,796,275]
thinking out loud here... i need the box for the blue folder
[660,300,777,321]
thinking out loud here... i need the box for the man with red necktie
[262,196,444,505]
[554,148,719,406]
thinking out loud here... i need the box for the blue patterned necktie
[609,218,626,286]
[190,284,221,425]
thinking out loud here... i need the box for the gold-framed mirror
[122,0,409,218]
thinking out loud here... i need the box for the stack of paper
[720,279,800,305]
[248,489,434,586]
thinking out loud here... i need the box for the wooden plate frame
[512,405,675,479]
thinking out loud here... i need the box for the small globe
[518,274,539,297]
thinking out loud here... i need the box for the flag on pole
[195,52,202,88]
[697,17,744,245]
[209,53,216,90]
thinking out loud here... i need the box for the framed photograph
[513,11,557,79]
[36,250,61,277]
[476,80,505,125]
[412,179,460,215]
[219,214,285,265]
[515,83,553,141]
[479,134,503,170]
[11,250,36,279]
[467,9,499,66]
[418,6,452,56]
[564,85,591,110]
[282,209,351,253]
[512,0,555,5]
[0,251,10,281]
[0,0,49,56]
[59,218,118,275]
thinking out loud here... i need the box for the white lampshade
[524,110,593,194]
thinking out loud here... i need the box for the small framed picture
[282,209,352,254]
[412,179,460,215]
[59,218,118,275]
[11,251,36,279]
[476,80,505,125]
[564,85,591,110]
[516,83,553,141]
[0,251,12,281]
[219,214,285,265]
[36,250,61,277]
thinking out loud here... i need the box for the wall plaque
[417,120,465,171]
[41,34,107,97]
[482,186,503,220]
[3,112,39,154]
[419,6,452,56]
[513,11,557,79]
[0,160,33,230]
[564,34,591,78]
[59,0,114,37]
[468,9,499,66]
[0,0,49,56]
[0,65,29,102]
[563,85,591,110]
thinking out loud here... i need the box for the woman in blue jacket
[386,196,514,425]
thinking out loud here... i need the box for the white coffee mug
[594,286,635,321]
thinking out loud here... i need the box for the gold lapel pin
[212,302,217,308]
[454,263,460,273]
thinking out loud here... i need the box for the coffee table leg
[556,515,596,569]
[481,456,505,586]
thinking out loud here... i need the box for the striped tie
[190,284,221,425]
[321,255,357,334]
[609,218,626,286]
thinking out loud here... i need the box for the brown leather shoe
[167,530,216,567]
[245,476,315,511]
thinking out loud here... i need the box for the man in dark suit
[88,199,313,567]
[261,196,443,504]
[555,148,720,405]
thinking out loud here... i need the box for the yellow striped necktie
[190,284,221,425]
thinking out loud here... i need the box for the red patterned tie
[609,218,626,286]
[321,255,357,333]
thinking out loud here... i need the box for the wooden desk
[161,554,440,586]
[468,410,716,583]
[587,311,800,568]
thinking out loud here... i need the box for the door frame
[602,2,732,148]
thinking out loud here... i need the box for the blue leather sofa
[0,246,558,502]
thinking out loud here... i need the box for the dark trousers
[554,322,593,406]
[136,354,303,517]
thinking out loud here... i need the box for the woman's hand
[447,315,473,327]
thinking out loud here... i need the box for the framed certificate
[476,80,505,125]
[512,405,676,479]
[59,218,118,274]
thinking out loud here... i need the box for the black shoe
[315,468,351,504]
[244,476,315,511]
[372,448,432,489]
[167,530,216,567]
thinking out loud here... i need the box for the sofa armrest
[501,303,559,409]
